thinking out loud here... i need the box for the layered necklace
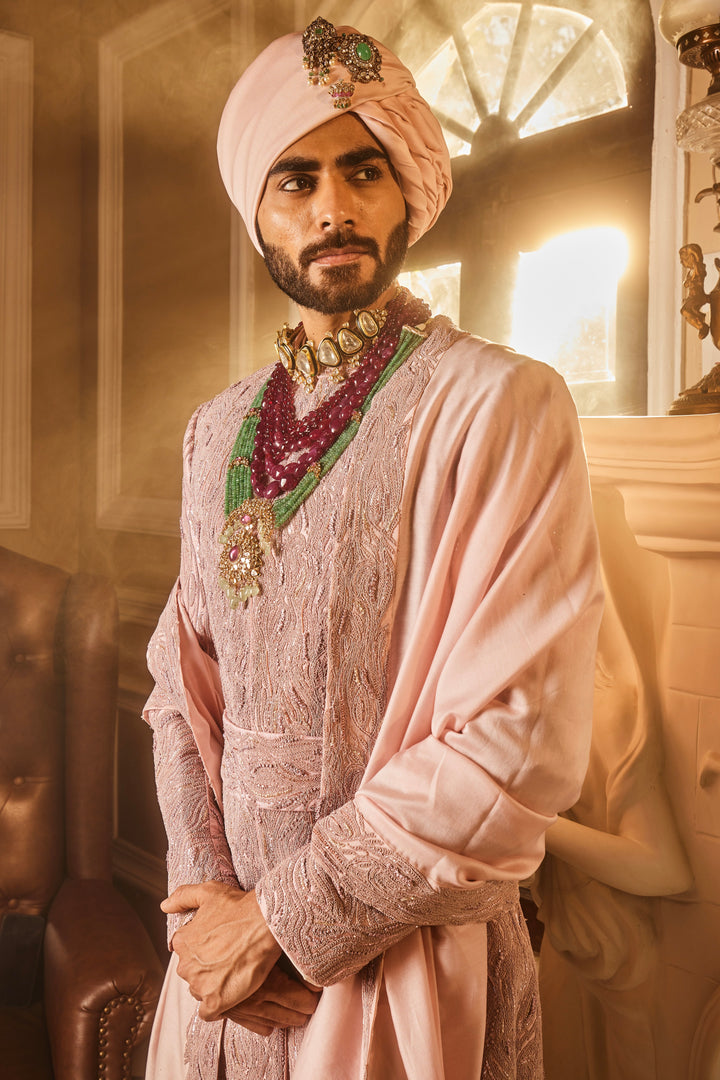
[275,304,389,391]
[219,288,431,607]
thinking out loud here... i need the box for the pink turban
[217,25,452,254]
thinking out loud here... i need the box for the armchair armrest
[43,878,165,1080]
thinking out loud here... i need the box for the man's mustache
[299,232,380,268]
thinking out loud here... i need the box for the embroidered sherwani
[144,320,603,1079]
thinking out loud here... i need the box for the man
[144,19,603,1080]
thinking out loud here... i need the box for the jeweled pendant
[218,499,275,606]
[302,17,338,85]
[335,33,383,84]
[275,325,297,372]
[337,327,364,354]
[329,80,355,109]
[317,336,342,368]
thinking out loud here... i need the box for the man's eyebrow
[334,146,389,169]
[266,146,389,179]
[266,155,320,178]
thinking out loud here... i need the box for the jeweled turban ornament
[302,17,383,110]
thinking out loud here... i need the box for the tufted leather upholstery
[0,546,164,1079]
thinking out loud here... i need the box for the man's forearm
[255,802,518,987]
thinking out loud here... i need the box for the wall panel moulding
[0,32,32,529]
[96,0,230,537]
[112,836,167,898]
[118,585,171,629]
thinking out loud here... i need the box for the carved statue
[680,243,711,339]
[533,485,693,1080]
[671,243,720,412]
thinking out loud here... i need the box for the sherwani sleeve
[255,344,603,986]
[144,407,236,941]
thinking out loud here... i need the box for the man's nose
[314,177,354,230]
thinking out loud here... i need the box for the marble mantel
[582,413,720,555]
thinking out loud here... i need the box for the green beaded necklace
[219,323,425,607]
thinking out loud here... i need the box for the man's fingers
[258,976,320,1014]
[224,1001,313,1029]
[161,883,205,913]
[161,880,245,913]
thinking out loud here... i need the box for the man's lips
[309,247,372,266]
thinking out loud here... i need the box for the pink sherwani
[144,319,603,1079]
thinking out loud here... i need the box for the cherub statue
[679,242,720,349]
[680,243,711,339]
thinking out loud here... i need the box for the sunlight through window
[510,227,629,384]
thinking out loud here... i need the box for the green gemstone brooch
[302,17,383,110]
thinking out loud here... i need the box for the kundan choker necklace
[275,302,389,392]
[219,288,432,607]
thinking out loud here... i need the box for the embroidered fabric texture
[147,628,236,947]
[256,802,520,986]
[482,909,544,1079]
[145,320,541,1078]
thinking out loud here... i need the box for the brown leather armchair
[0,546,164,1079]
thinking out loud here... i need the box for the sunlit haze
[511,226,629,383]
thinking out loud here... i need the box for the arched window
[325,0,656,414]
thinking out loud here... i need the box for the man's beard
[258,220,409,315]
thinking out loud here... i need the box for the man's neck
[298,282,397,345]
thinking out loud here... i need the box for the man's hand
[162,882,282,1021]
[223,965,321,1036]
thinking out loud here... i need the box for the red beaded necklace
[219,288,431,606]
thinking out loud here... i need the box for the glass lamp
[659,3,720,46]
[660,2,720,156]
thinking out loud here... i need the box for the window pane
[464,3,520,115]
[521,29,627,137]
[412,2,628,155]
[510,227,629,384]
[510,5,589,121]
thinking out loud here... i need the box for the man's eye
[279,176,313,192]
[353,166,381,181]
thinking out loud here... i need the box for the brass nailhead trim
[97,994,144,1080]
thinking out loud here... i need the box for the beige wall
[0,0,298,952]
[0,2,84,569]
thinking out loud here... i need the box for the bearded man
[144,19,603,1080]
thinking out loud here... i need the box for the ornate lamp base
[677,23,720,94]
[668,362,720,414]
